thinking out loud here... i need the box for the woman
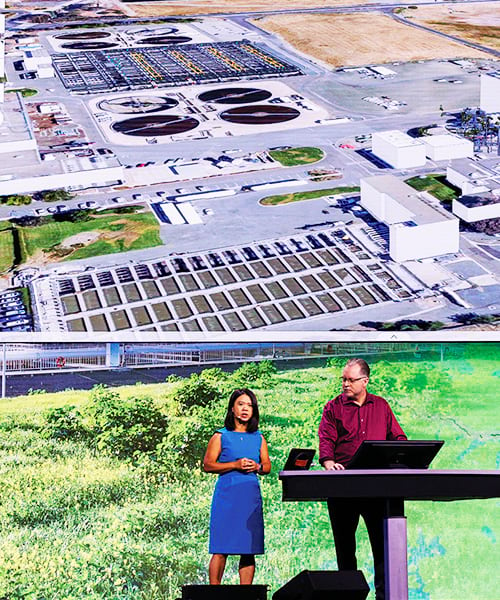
[203,388,271,585]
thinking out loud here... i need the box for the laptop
[283,448,316,471]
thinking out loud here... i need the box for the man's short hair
[345,358,370,377]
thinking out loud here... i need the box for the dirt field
[406,2,500,51]
[127,0,387,18]
[252,13,492,68]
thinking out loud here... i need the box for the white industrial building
[452,194,500,223]
[447,158,500,194]
[370,65,397,78]
[22,49,55,78]
[422,134,474,161]
[360,175,459,263]
[0,159,124,195]
[371,130,426,169]
[447,158,500,222]
[480,72,500,114]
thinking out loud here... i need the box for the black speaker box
[272,570,369,600]
[182,584,268,599]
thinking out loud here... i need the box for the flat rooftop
[424,134,472,148]
[364,174,456,225]
[448,158,500,189]
[373,130,424,148]
[0,148,121,181]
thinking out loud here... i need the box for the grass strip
[260,186,359,206]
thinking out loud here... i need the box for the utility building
[480,72,500,114]
[447,158,500,194]
[452,194,500,222]
[422,134,474,161]
[360,175,459,263]
[371,130,426,169]
[447,158,500,222]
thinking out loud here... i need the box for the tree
[86,385,169,460]
[0,194,32,206]
[451,313,499,326]
[175,374,223,411]
[159,405,220,469]
[54,209,91,222]
[230,360,277,387]
[41,189,74,203]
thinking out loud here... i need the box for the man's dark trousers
[327,498,386,600]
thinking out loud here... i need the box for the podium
[279,469,500,600]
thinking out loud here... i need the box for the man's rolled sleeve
[318,402,338,464]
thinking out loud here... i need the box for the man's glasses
[340,376,367,384]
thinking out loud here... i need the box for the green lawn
[0,229,15,273]
[18,212,162,263]
[269,147,325,167]
[405,174,460,204]
[5,88,38,98]
[0,344,498,600]
[260,186,360,206]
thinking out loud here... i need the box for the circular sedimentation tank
[199,87,272,105]
[112,115,199,136]
[220,105,300,125]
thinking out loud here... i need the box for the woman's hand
[235,458,260,472]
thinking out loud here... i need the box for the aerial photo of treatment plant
[0,0,499,333]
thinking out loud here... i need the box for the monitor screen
[348,440,444,469]
[283,448,316,471]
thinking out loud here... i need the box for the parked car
[78,201,98,209]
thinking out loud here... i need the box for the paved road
[7,0,500,30]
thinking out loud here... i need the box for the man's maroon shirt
[318,392,407,467]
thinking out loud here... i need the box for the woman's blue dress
[209,427,264,555]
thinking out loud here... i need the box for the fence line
[0,342,456,375]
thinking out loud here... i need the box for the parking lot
[0,290,32,332]
[32,227,414,333]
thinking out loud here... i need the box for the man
[318,358,407,600]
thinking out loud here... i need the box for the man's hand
[323,460,345,471]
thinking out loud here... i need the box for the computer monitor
[348,440,444,470]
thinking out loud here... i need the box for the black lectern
[279,469,500,600]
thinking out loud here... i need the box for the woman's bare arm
[258,437,271,474]
[203,433,249,474]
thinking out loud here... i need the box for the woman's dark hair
[224,388,259,433]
